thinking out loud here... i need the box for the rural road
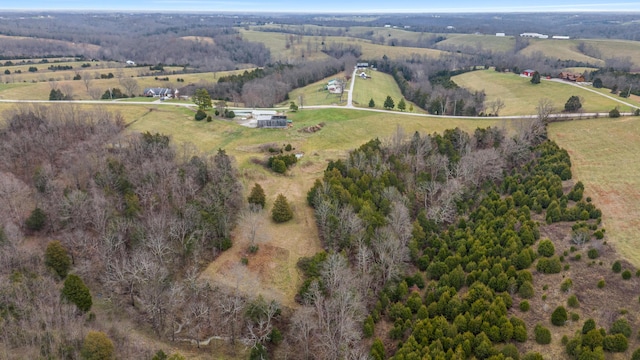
[0,78,637,121]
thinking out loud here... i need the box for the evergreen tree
[45,240,71,279]
[62,274,93,312]
[272,194,293,223]
[368,98,375,108]
[531,71,541,84]
[248,183,266,208]
[383,95,395,109]
[81,331,114,360]
[193,88,212,110]
[593,78,603,88]
[564,95,582,112]
[398,98,406,111]
[25,207,46,231]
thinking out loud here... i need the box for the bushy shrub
[537,256,562,274]
[81,331,114,360]
[582,318,596,334]
[609,108,621,118]
[551,306,568,326]
[632,348,640,360]
[622,270,632,280]
[560,278,573,292]
[534,324,552,344]
[612,261,622,273]
[522,353,544,360]
[194,109,206,121]
[609,318,632,338]
[597,279,605,288]
[537,239,555,257]
[587,248,599,259]
[603,333,628,352]
[520,301,530,312]
[45,241,71,279]
[567,295,579,308]
[519,281,534,299]
[62,274,92,312]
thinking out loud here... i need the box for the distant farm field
[436,34,515,52]
[285,75,348,107]
[549,117,640,266]
[453,69,626,115]
[519,39,604,66]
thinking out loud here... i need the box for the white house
[126,60,136,66]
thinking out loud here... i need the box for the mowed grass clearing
[453,69,624,115]
[549,117,640,266]
[284,75,348,107]
[352,70,423,113]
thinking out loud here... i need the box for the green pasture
[453,69,626,115]
[284,75,347,107]
[550,117,640,266]
[351,69,422,112]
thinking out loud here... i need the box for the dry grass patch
[549,117,640,266]
[519,39,604,66]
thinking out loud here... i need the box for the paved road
[345,66,357,107]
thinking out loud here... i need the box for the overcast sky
[4,0,640,12]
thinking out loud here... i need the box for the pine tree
[368,98,375,108]
[272,194,293,223]
[45,241,71,279]
[248,183,266,208]
[398,98,406,111]
[25,207,46,231]
[62,274,92,312]
[531,71,541,84]
[383,95,395,109]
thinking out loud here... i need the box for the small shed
[521,69,536,77]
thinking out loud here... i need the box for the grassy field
[284,75,348,107]
[549,117,640,266]
[453,69,626,115]
[351,69,423,112]
[436,34,515,52]
[241,29,447,61]
[519,39,605,66]
[582,39,640,69]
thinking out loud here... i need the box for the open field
[453,69,629,115]
[284,75,347,107]
[582,39,640,69]
[519,39,605,66]
[549,117,640,267]
[351,69,424,113]
[436,34,515,52]
[241,29,447,61]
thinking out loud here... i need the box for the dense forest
[288,113,635,360]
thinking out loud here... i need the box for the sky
[3,0,640,13]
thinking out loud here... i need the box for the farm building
[257,115,288,128]
[552,35,571,40]
[520,32,549,39]
[496,32,506,37]
[126,60,136,66]
[356,62,369,68]
[143,88,175,98]
[558,72,585,82]
[521,69,536,77]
